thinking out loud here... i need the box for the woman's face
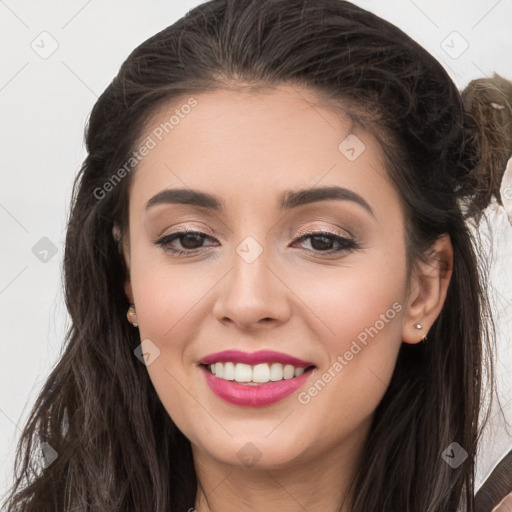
[122,84,418,471]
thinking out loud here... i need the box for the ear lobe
[401,234,453,344]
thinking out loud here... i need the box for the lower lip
[199,365,316,407]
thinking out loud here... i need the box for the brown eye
[154,230,218,255]
[177,232,206,250]
[292,231,358,254]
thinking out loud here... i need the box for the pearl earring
[127,305,138,328]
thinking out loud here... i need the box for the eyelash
[153,228,359,257]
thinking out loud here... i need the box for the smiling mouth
[200,362,316,385]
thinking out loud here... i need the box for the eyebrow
[145,186,374,217]
[279,186,374,217]
[146,188,223,212]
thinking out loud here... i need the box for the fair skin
[119,84,452,512]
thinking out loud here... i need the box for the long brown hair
[2,1,500,510]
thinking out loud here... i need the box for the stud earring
[127,305,138,328]
[413,323,427,343]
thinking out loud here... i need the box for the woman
[2,0,508,510]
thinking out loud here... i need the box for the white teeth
[207,362,311,384]
[283,364,295,379]
[294,367,305,377]
[223,362,235,380]
[253,363,270,383]
[269,362,283,381]
[234,363,252,382]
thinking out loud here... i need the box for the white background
[1,0,511,503]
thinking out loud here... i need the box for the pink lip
[199,365,317,407]
[199,350,315,367]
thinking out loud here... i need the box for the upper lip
[199,350,315,368]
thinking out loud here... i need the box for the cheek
[128,260,213,433]
[130,252,215,346]
[289,249,407,410]
[288,246,407,351]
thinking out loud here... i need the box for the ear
[401,234,453,344]
[124,279,134,304]
[113,223,134,303]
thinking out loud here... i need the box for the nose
[212,243,292,331]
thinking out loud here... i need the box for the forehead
[129,84,399,218]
